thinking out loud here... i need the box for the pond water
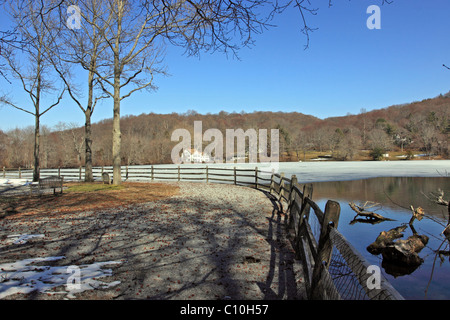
[312,177,450,300]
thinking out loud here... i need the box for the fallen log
[382,234,429,266]
[349,202,394,222]
[367,225,407,255]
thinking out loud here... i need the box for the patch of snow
[6,234,45,245]
[0,179,32,187]
[0,256,122,299]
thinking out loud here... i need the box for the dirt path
[0,182,305,300]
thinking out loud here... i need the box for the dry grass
[0,182,179,219]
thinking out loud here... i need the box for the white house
[181,149,210,163]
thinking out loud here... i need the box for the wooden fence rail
[2,165,404,300]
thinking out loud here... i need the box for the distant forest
[1,94,449,168]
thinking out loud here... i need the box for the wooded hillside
[1,94,448,168]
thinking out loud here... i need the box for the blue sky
[1,0,450,130]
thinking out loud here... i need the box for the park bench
[38,176,64,195]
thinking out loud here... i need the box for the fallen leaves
[0,182,179,219]
[0,181,303,300]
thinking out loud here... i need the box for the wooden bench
[38,176,64,195]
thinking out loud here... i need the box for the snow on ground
[0,232,123,299]
[0,256,122,299]
[0,179,32,187]
[6,234,45,245]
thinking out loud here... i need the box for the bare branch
[0,96,35,116]
[40,87,66,117]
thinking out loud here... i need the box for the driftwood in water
[433,190,450,240]
[425,189,450,239]
[367,225,407,255]
[430,189,450,207]
[349,202,394,222]
[408,206,424,225]
[368,223,429,269]
[382,234,429,266]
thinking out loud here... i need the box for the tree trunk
[34,56,42,182]
[84,64,96,183]
[111,2,123,186]
[33,114,40,182]
[112,56,121,185]
[84,108,93,182]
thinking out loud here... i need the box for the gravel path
[0,182,305,300]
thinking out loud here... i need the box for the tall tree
[88,0,287,184]
[0,0,65,181]
[45,0,111,181]
[25,0,392,184]
[67,0,169,184]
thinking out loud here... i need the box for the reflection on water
[311,177,450,300]
[312,177,450,219]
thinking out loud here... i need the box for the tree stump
[102,172,111,185]
[367,225,407,255]
[382,234,429,266]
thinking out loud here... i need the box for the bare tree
[74,0,317,184]
[19,0,393,184]
[54,122,85,167]
[0,0,65,181]
[44,0,111,181]
[291,131,312,161]
[5,126,34,168]
[64,0,170,184]
[368,127,393,152]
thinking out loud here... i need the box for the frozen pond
[2,160,449,184]
[268,160,450,183]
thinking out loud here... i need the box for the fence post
[151,165,154,181]
[234,167,236,185]
[279,172,285,201]
[206,165,209,183]
[290,174,298,207]
[2,167,5,178]
[270,169,274,194]
[58,167,61,178]
[310,200,341,299]
[255,167,258,189]
[178,165,180,181]
[293,183,314,261]
[287,174,299,252]
[126,166,129,180]
[79,166,82,181]
[19,167,21,179]
[301,184,314,221]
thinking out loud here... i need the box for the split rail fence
[2,165,404,300]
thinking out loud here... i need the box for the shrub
[370,147,385,161]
